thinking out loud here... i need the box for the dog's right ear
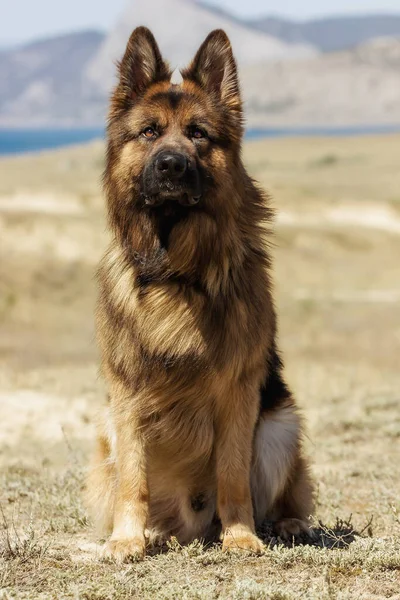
[114,27,170,108]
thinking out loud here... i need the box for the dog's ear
[182,30,241,116]
[116,27,170,105]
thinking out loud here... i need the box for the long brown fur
[86,27,314,561]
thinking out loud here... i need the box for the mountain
[0,31,105,126]
[1,3,400,129]
[85,0,316,96]
[241,38,400,127]
[247,14,400,53]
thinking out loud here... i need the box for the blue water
[1,124,400,156]
[0,127,104,156]
[246,124,400,140]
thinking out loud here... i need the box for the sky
[1,0,400,45]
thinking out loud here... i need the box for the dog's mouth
[144,191,201,208]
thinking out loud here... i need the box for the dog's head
[105,27,243,220]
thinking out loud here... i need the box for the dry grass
[1,134,399,599]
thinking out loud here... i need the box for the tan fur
[86,27,314,561]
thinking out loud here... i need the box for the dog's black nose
[155,152,187,179]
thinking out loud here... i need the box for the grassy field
[0,134,399,599]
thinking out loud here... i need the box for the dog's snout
[144,149,201,205]
[155,152,187,179]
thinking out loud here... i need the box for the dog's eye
[192,127,207,140]
[142,127,157,139]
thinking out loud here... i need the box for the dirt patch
[278,205,400,234]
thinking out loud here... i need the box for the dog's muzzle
[143,151,202,207]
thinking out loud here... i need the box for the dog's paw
[274,518,314,540]
[101,537,146,563]
[222,528,265,554]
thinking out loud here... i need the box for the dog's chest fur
[99,245,270,380]
[98,244,272,468]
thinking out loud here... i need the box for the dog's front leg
[215,384,264,554]
[102,397,148,562]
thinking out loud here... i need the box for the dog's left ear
[182,30,241,117]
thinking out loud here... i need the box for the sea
[0,127,105,156]
[1,125,400,156]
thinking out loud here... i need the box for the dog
[86,26,314,562]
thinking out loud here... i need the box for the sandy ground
[0,135,399,599]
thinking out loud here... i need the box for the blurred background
[1,2,400,598]
[2,0,400,144]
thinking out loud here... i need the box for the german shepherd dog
[87,27,314,562]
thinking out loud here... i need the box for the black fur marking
[191,493,206,512]
[151,202,191,249]
[150,90,194,110]
[158,213,184,250]
[136,272,155,288]
[260,344,291,413]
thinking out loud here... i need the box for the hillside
[1,3,400,128]
[85,0,316,96]
[248,13,400,52]
[0,31,104,126]
[242,37,400,127]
